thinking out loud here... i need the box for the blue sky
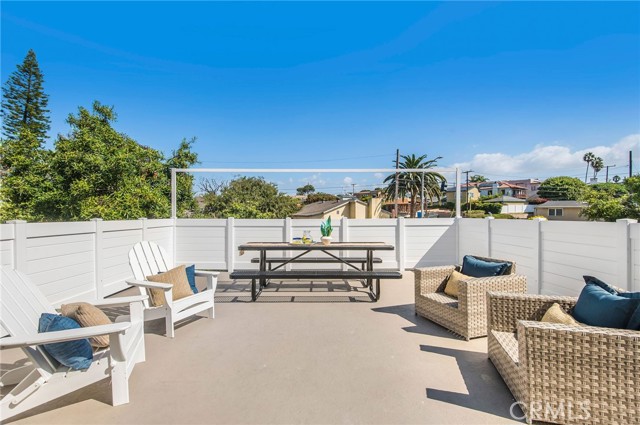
[2,1,639,194]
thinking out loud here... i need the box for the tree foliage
[51,102,172,220]
[1,49,50,142]
[470,175,487,183]
[0,128,56,221]
[203,177,300,218]
[296,184,315,196]
[165,137,199,216]
[580,177,640,221]
[383,154,446,217]
[304,192,338,204]
[537,176,587,200]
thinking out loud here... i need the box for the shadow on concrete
[216,280,376,303]
[421,345,523,423]
[372,303,461,339]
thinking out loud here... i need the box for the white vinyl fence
[1,217,638,306]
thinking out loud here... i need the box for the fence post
[284,217,292,271]
[8,220,27,271]
[226,217,235,272]
[341,217,349,271]
[92,218,104,299]
[485,216,495,258]
[454,217,461,264]
[532,218,544,294]
[397,217,405,271]
[139,217,148,240]
[617,219,637,291]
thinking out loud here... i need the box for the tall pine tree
[1,49,51,142]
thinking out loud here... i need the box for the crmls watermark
[510,400,591,422]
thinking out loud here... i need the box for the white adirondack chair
[127,241,218,338]
[0,267,146,422]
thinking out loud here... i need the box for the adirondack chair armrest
[91,295,149,307]
[194,270,219,277]
[126,279,172,291]
[194,270,219,291]
[0,322,131,349]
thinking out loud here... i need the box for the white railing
[1,217,638,306]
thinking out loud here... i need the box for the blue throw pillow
[572,285,640,329]
[38,313,93,370]
[583,275,618,294]
[460,255,510,278]
[582,276,640,329]
[185,264,198,294]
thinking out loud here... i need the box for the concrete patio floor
[2,272,521,424]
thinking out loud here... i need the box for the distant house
[503,179,542,198]
[445,184,480,204]
[534,201,588,221]
[483,195,528,215]
[477,181,528,199]
[293,198,391,220]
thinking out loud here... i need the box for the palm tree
[383,154,446,217]
[583,152,595,183]
[591,157,604,180]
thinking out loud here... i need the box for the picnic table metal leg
[375,279,381,301]
[251,279,257,301]
[259,250,267,288]
[366,250,374,289]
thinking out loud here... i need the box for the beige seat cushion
[61,302,112,348]
[146,265,194,307]
[424,292,459,309]
[541,303,580,325]
[444,270,472,298]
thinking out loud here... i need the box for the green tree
[51,101,170,220]
[383,154,446,217]
[1,49,50,142]
[165,137,199,217]
[0,128,56,221]
[470,175,488,183]
[296,184,315,196]
[583,152,595,183]
[581,177,640,221]
[304,192,338,204]
[591,157,604,181]
[537,176,587,200]
[204,177,300,218]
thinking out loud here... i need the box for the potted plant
[320,217,333,245]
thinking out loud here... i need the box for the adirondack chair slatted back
[129,241,173,281]
[1,267,61,370]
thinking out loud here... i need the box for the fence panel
[457,218,489,262]
[490,219,540,293]
[404,218,456,268]
[175,219,227,269]
[540,221,619,296]
[0,224,15,267]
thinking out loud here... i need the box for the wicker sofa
[488,291,640,425]
[414,256,527,340]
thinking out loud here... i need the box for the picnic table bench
[230,242,401,301]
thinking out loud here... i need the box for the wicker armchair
[414,257,527,340]
[488,292,640,425]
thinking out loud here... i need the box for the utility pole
[630,150,634,178]
[351,183,356,196]
[605,164,616,182]
[394,149,400,218]
[462,170,474,212]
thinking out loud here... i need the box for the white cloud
[374,172,384,179]
[452,134,639,180]
[343,176,353,185]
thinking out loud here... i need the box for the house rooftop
[292,199,366,217]
[536,200,588,208]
